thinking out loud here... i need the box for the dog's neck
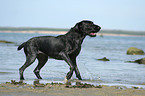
[64,28,86,44]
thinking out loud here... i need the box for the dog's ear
[74,22,82,32]
[74,23,79,32]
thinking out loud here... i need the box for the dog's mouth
[89,30,100,37]
[89,33,97,37]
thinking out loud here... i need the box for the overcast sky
[0,0,145,31]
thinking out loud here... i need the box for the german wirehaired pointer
[18,20,101,80]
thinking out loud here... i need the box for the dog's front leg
[60,53,74,80]
[71,58,82,80]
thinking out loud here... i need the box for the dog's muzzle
[89,26,101,37]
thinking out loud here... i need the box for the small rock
[97,57,110,61]
[127,47,144,55]
[127,58,145,64]
[34,83,45,87]
[128,58,145,64]
[132,86,142,89]
[0,40,14,44]
[135,58,145,64]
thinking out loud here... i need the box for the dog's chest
[67,40,81,54]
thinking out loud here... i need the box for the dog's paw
[64,76,68,83]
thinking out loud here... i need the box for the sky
[0,0,145,31]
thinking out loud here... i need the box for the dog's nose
[95,25,101,30]
[98,26,101,30]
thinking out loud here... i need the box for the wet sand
[0,80,145,96]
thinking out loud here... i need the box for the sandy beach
[0,81,145,96]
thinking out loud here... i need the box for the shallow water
[0,32,145,88]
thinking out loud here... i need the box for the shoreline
[0,30,145,37]
[0,80,145,96]
[1,79,145,89]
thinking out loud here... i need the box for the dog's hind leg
[34,53,48,79]
[19,54,36,80]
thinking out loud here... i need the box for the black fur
[18,20,101,80]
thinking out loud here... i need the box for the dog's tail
[17,42,26,51]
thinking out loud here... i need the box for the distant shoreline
[0,27,145,37]
[0,30,145,37]
[0,30,67,34]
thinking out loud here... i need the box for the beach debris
[5,80,105,89]
[65,81,71,86]
[34,83,45,87]
[0,40,14,44]
[127,58,145,64]
[5,80,27,85]
[95,85,103,88]
[65,82,103,88]
[33,80,45,87]
[51,82,63,85]
[132,86,142,89]
[97,57,110,61]
[127,47,144,55]
[113,86,127,90]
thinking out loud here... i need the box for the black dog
[18,20,101,80]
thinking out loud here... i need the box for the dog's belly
[38,50,64,60]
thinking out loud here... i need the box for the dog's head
[74,20,101,37]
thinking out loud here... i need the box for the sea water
[0,32,145,88]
